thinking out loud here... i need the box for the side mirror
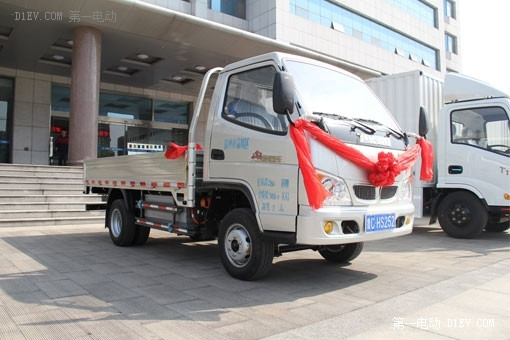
[273,71,295,115]
[419,106,429,137]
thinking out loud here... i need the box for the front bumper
[296,202,414,245]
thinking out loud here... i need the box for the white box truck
[85,53,422,280]
[367,70,510,238]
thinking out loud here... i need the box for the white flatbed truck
[367,71,510,238]
[85,53,418,280]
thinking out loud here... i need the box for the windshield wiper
[354,118,406,140]
[313,112,376,135]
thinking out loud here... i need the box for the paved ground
[0,220,508,340]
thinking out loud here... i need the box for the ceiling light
[136,53,149,60]
[194,65,206,71]
[53,55,65,60]
[67,40,74,46]
[171,76,183,81]
[118,66,128,71]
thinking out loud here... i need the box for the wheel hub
[111,209,122,237]
[449,204,472,225]
[225,225,251,267]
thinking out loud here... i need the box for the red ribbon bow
[290,119,434,209]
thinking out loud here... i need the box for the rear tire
[485,221,510,232]
[319,242,364,263]
[132,226,150,245]
[107,199,136,246]
[218,208,274,280]
[437,192,487,239]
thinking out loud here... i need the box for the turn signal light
[504,193,510,201]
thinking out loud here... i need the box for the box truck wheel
[218,208,274,280]
[485,221,510,232]
[107,199,136,246]
[437,191,487,239]
[318,242,364,263]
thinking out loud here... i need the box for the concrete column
[68,26,101,165]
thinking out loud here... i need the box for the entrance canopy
[0,0,378,96]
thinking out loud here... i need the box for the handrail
[186,67,223,207]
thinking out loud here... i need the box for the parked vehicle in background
[367,71,510,238]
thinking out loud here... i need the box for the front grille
[381,186,398,199]
[353,185,398,200]
[353,185,376,200]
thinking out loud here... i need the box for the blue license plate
[365,213,396,232]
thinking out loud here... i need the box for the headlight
[319,174,352,206]
[398,178,413,202]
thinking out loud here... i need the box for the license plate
[365,213,396,232]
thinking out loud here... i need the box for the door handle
[211,149,225,160]
[448,165,463,174]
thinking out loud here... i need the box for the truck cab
[435,73,510,238]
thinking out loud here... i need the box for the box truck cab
[85,53,417,280]
[435,74,510,238]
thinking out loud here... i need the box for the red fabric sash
[290,119,434,209]
[164,142,203,159]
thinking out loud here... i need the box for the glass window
[208,0,246,19]
[222,66,287,134]
[51,85,71,112]
[451,107,509,156]
[0,77,13,163]
[444,0,456,18]
[386,0,437,27]
[289,0,439,70]
[154,100,189,124]
[99,92,152,121]
[98,123,188,158]
[445,33,457,54]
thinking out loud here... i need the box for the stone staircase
[0,164,106,227]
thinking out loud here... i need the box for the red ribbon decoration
[290,119,434,209]
[164,142,203,159]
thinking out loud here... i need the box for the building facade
[0,0,460,164]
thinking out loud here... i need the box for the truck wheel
[485,221,510,232]
[107,199,136,246]
[218,208,274,280]
[437,192,487,239]
[319,242,364,263]
[132,226,150,245]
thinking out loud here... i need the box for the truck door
[208,63,299,232]
[445,103,509,206]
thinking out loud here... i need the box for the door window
[451,106,509,156]
[222,66,287,134]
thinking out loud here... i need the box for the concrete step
[0,168,83,178]
[0,182,84,190]
[0,175,83,183]
[0,215,106,227]
[0,164,83,172]
[0,209,105,219]
[0,201,105,211]
[0,194,104,203]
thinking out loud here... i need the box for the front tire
[107,199,136,246]
[319,242,364,263]
[218,208,274,280]
[437,191,487,239]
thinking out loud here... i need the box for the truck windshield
[284,60,400,131]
